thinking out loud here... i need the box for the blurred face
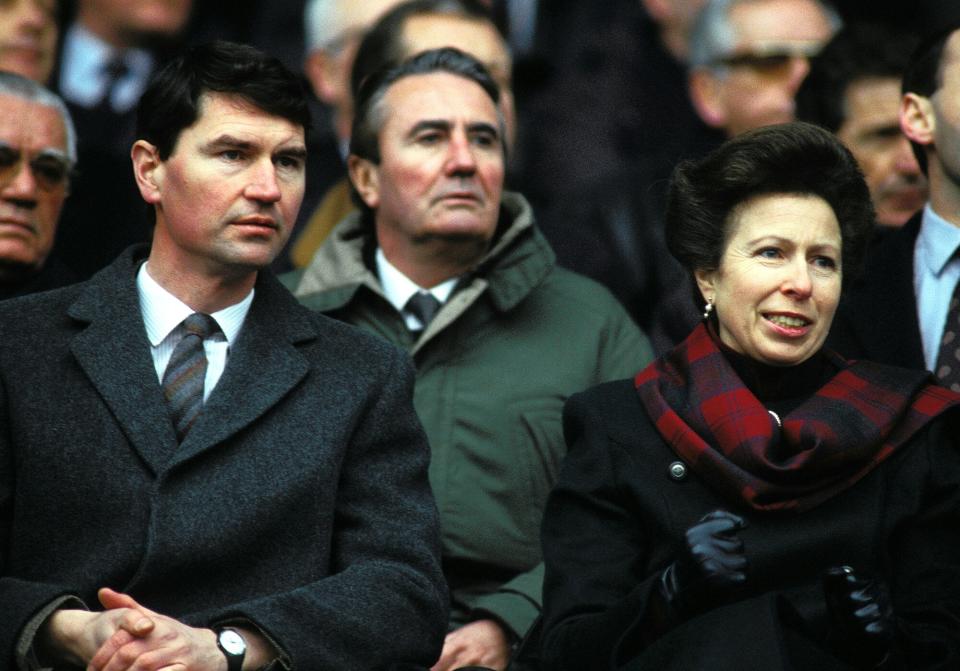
[79,0,192,47]
[709,0,834,137]
[837,77,926,228]
[137,94,306,279]
[0,0,57,83]
[401,13,516,148]
[353,72,504,257]
[695,193,842,366]
[0,93,69,276]
[305,0,401,128]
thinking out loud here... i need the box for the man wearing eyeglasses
[687,0,839,139]
[0,70,77,300]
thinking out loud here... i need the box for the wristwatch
[216,627,247,671]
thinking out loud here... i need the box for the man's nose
[895,136,921,175]
[244,159,282,203]
[445,132,477,175]
[1,158,40,204]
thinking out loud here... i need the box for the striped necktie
[162,313,220,441]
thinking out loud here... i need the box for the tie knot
[405,292,442,329]
[182,313,220,339]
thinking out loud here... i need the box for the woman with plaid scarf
[540,123,960,670]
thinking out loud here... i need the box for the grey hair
[0,71,76,164]
[688,0,843,71]
[304,0,347,54]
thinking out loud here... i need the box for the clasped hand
[823,565,895,668]
[659,509,749,615]
[43,588,225,671]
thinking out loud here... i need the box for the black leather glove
[823,565,896,669]
[658,509,749,617]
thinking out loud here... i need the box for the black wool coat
[0,246,448,669]
[540,379,960,671]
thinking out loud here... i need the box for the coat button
[668,461,687,481]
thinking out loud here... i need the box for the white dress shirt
[375,248,458,331]
[914,205,960,371]
[137,262,253,401]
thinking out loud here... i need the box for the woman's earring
[702,299,714,321]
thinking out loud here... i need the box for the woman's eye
[813,256,838,270]
[758,247,780,259]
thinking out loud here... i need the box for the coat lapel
[168,272,317,468]
[68,247,178,475]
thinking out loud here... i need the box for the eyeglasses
[0,143,72,192]
[714,42,823,74]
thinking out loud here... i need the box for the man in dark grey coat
[0,41,446,670]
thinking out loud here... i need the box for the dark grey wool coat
[0,246,448,670]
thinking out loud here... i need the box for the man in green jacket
[288,48,653,670]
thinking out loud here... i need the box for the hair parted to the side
[350,46,502,166]
[666,121,875,306]
[136,40,311,160]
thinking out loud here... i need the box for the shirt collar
[374,247,458,312]
[136,262,254,346]
[59,23,153,109]
[919,204,960,276]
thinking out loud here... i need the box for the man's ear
[131,140,164,205]
[901,92,936,147]
[348,155,380,209]
[305,49,341,104]
[689,69,728,129]
[693,267,717,306]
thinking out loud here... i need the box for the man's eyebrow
[203,135,256,152]
[467,121,499,138]
[408,120,452,137]
[275,145,308,160]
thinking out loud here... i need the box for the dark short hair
[666,122,875,304]
[796,23,917,133]
[902,29,956,174]
[349,0,500,102]
[350,46,501,165]
[136,40,311,160]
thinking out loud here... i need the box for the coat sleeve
[181,346,449,670]
[540,387,663,671]
[0,339,88,670]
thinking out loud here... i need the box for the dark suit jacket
[827,213,926,370]
[0,247,447,669]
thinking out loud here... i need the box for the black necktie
[935,276,960,392]
[161,313,220,441]
[96,55,129,114]
[405,291,441,333]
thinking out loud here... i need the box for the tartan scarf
[635,323,960,513]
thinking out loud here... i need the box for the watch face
[219,629,246,655]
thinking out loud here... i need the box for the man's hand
[88,588,225,671]
[430,619,511,671]
[38,603,155,667]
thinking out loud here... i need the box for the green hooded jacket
[287,192,653,639]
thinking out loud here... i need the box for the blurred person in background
[0,0,58,83]
[0,71,76,299]
[48,0,193,280]
[796,22,926,229]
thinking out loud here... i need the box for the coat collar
[67,245,319,474]
[292,191,555,315]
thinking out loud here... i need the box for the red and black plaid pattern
[636,324,960,513]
